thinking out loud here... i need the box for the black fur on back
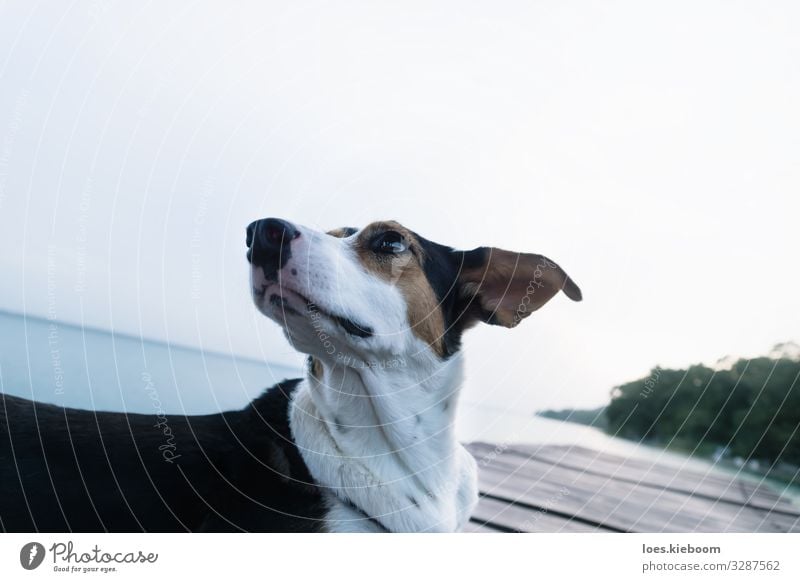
[0,380,326,532]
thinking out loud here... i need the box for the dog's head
[247,218,581,365]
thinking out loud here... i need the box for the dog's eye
[372,231,408,254]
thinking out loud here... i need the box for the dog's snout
[246,217,300,277]
[247,218,299,249]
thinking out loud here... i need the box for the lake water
[2,310,796,503]
[0,310,299,416]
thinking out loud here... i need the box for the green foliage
[605,355,800,467]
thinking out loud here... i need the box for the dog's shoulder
[243,377,303,437]
[234,377,314,485]
[200,378,328,532]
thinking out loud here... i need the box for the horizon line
[0,308,299,371]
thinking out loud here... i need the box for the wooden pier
[465,442,800,533]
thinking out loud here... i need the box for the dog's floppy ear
[456,247,582,328]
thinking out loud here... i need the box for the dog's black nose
[246,218,300,277]
[246,218,299,249]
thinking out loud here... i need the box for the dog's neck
[289,351,478,532]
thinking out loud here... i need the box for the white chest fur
[288,355,478,533]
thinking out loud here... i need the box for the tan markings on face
[354,221,446,357]
[327,227,355,239]
[309,356,324,380]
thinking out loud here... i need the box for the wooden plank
[470,495,603,533]
[738,479,799,513]
[463,520,503,533]
[753,510,800,533]
[528,444,793,509]
[468,444,800,533]
[470,442,798,514]
[526,445,798,515]
[478,462,726,532]
[481,456,796,532]
[470,443,800,517]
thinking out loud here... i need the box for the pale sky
[1,0,798,413]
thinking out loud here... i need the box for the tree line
[605,354,800,467]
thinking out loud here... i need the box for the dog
[0,218,580,532]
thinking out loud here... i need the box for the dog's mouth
[255,283,374,339]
